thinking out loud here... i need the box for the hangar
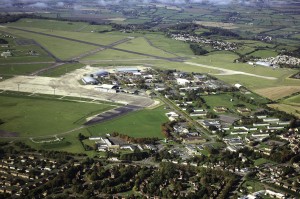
[93,70,109,77]
[82,76,98,85]
[116,68,139,74]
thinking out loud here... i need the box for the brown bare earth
[254,86,300,100]
[194,21,238,29]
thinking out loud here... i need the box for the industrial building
[82,76,99,85]
[95,84,119,93]
[92,70,109,77]
[116,67,139,74]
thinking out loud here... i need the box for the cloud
[57,2,65,7]
[28,2,48,8]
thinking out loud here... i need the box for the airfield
[0,17,300,153]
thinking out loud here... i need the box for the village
[76,66,300,198]
[170,33,238,51]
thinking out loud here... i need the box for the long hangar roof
[116,68,139,73]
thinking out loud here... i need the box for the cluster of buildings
[171,33,238,51]
[0,153,68,196]
[256,163,300,195]
[81,67,157,95]
[279,128,300,154]
[251,55,300,68]
[0,51,12,58]
[89,136,157,153]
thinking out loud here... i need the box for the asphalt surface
[84,105,141,126]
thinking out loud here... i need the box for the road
[155,91,215,142]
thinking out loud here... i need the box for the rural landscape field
[1,0,300,198]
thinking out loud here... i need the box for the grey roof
[116,68,139,72]
[93,70,109,76]
[82,76,98,84]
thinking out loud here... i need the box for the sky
[0,0,277,8]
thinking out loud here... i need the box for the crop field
[0,93,113,137]
[87,106,168,138]
[255,86,300,100]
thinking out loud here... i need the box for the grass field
[283,94,300,104]
[144,33,193,56]
[0,63,51,76]
[249,50,278,58]
[202,93,258,114]
[117,37,177,58]
[81,48,152,61]
[6,25,127,46]
[87,106,168,138]
[0,94,113,137]
[41,63,85,77]
[3,28,99,60]
[9,18,112,33]
[268,104,300,118]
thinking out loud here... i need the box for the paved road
[84,105,141,126]
[8,27,185,63]
[155,91,214,142]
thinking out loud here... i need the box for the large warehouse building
[82,76,99,85]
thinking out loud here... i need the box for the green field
[8,18,112,33]
[202,93,258,114]
[3,28,99,60]
[249,50,278,58]
[82,48,152,61]
[87,106,168,138]
[0,63,51,76]
[282,94,300,104]
[41,63,85,77]
[117,37,177,58]
[144,33,193,56]
[0,94,113,137]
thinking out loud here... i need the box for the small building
[176,78,190,85]
[82,76,98,85]
[237,107,251,114]
[1,51,12,57]
[234,83,243,89]
[213,106,228,113]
